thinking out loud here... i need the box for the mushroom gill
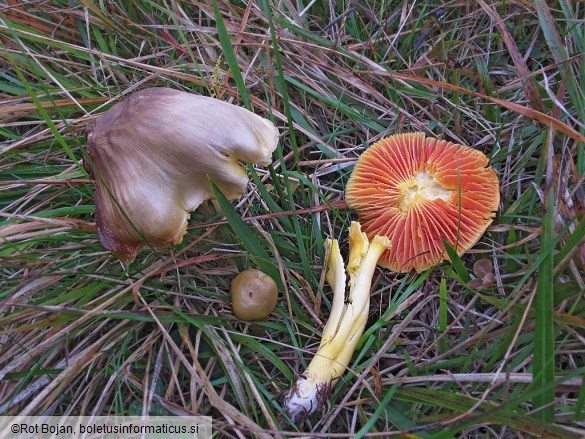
[346,133,500,272]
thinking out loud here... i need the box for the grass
[1,1,584,437]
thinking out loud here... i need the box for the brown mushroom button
[231,269,278,321]
[346,133,500,273]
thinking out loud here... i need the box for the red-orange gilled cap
[346,133,500,273]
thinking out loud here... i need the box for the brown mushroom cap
[85,87,278,263]
[231,269,278,321]
[346,132,500,273]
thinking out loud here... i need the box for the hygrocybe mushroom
[283,133,499,421]
[347,132,500,272]
[85,88,279,263]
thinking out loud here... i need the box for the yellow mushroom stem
[282,222,391,421]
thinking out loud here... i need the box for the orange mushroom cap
[346,132,500,273]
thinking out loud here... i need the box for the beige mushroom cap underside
[85,88,279,263]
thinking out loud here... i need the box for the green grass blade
[211,0,250,109]
[353,384,399,439]
[442,239,471,284]
[532,134,556,422]
[210,180,282,290]
[231,333,294,382]
[398,386,582,438]
[260,0,299,162]
[439,277,448,354]
[575,376,585,423]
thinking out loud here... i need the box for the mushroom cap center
[397,171,454,211]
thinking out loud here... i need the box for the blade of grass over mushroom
[210,0,250,109]
[282,223,391,421]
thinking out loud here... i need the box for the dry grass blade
[388,72,585,145]
[139,298,272,439]
[477,0,544,111]
[0,97,108,120]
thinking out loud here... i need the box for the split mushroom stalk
[283,133,499,421]
[85,87,279,263]
[282,222,390,421]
